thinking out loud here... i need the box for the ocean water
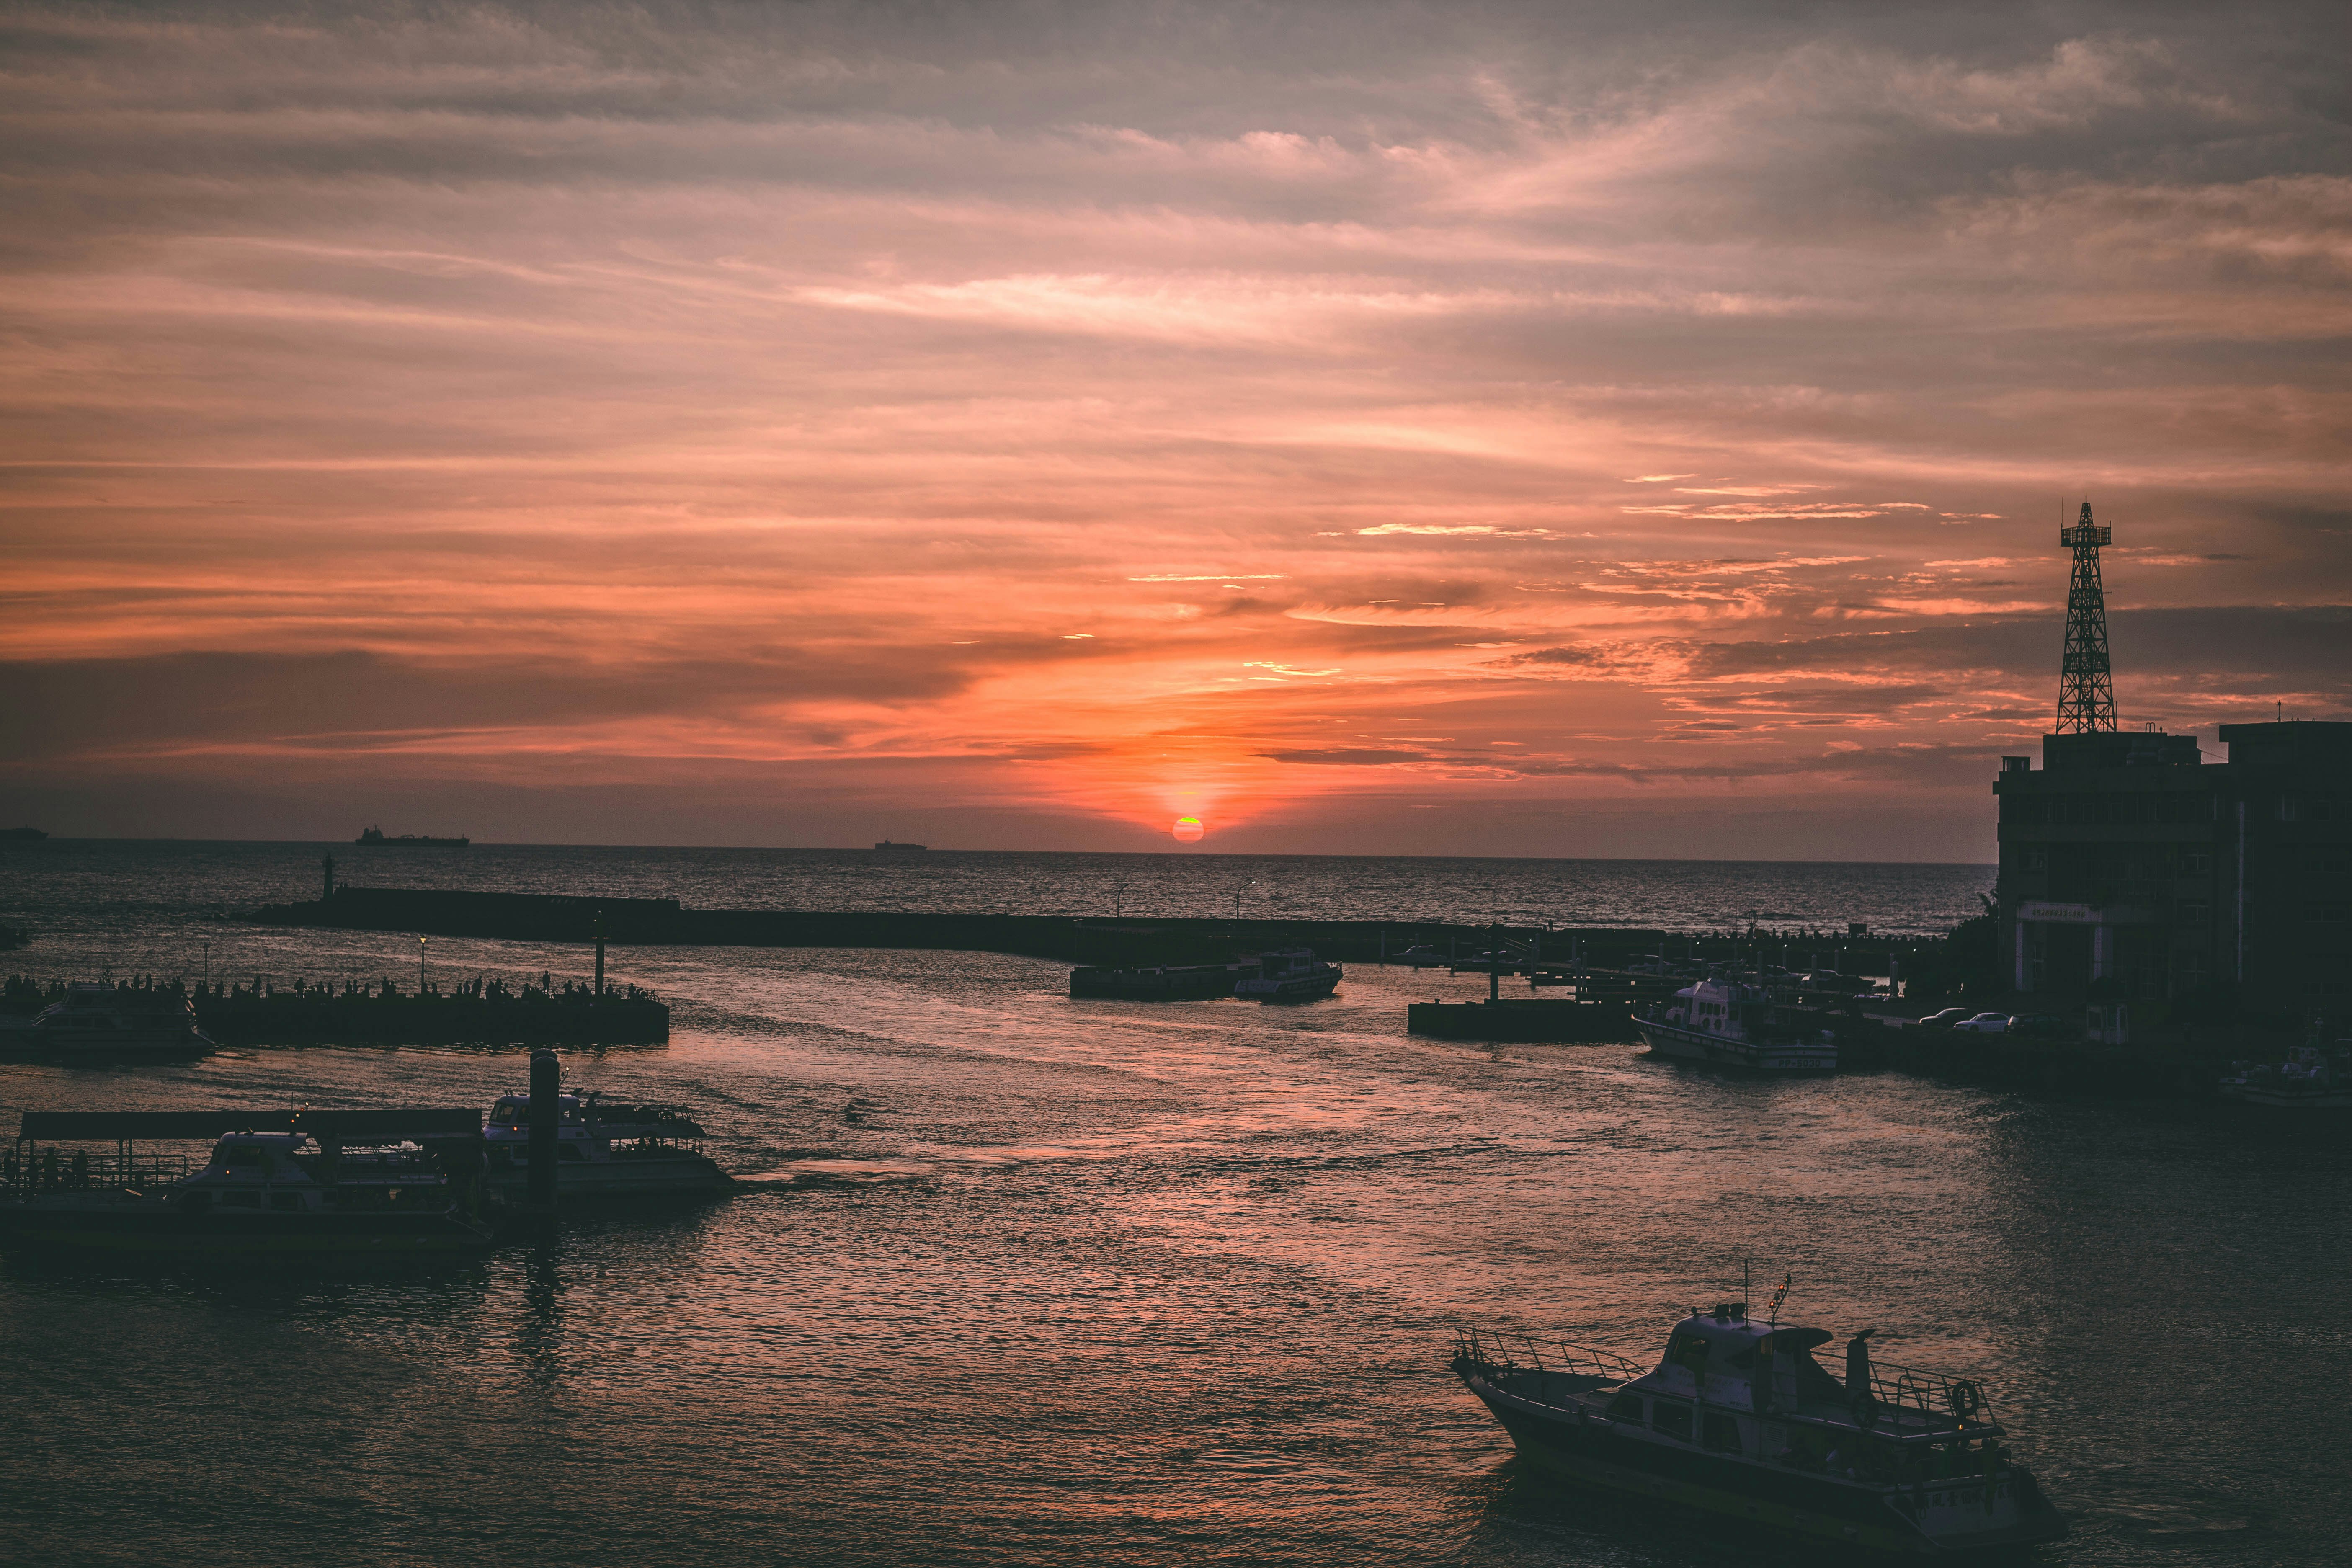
[3,842,2344,1568]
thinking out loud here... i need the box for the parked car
[1952,1012,2011,1034]
[2008,1012,2068,1038]
[1918,1007,1971,1027]
[1852,990,1896,1004]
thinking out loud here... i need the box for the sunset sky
[4,2,2347,857]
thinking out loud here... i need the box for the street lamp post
[1234,879,1256,920]
[1114,882,1132,919]
[419,936,427,995]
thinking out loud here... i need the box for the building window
[2022,851,2048,873]
[2179,850,2211,877]
[2178,900,2209,925]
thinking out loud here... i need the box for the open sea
[3,841,2346,1567]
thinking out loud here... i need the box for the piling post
[593,912,606,999]
[1489,923,1501,1003]
[322,854,335,901]
[528,1047,560,1215]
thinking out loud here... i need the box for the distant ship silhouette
[356,826,471,847]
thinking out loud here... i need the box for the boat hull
[0,1197,495,1254]
[1236,972,1340,1002]
[485,1153,733,1198]
[1461,1370,2064,1555]
[2218,1084,2352,1108]
[1638,1020,1836,1073]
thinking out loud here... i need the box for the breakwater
[3,975,669,1048]
[252,885,1942,972]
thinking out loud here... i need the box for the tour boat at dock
[1451,1299,2067,1554]
[482,1089,733,1197]
[2218,1044,2352,1108]
[1234,948,1342,1002]
[1638,976,1836,1072]
[0,1130,495,1253]
[0,982,215,1062]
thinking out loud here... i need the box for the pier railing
[1452,1323,1649,1385]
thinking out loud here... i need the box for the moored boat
[1,981,215,1061]
[1637,976,1836,1072]
[1235,948,1341,1002]
[0,1126,495,1253]
[2218,1044,2352,1108]
[482,1088,732,1197]
[1451,1299,2067,1553]
[1069,960,1256,1000]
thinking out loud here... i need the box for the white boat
[1392,945,1454,969]
[2219,1045,2352,1108]
[5,982,215,1060]
[1452,1299,2068,1553]
[482,1089,733,1196]
[1235,949,1342,1002]
[1637,977,1836,1072]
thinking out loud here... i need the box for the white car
[1952,1012,2011,1034]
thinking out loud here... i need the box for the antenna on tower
[2055,500,2116,733]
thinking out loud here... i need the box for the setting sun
[1172,817,1205,844]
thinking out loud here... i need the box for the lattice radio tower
[2055,500,2115,733]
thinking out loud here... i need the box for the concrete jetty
[251,885,1937,973]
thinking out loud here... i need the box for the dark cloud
[0,650,968,765]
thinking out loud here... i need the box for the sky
[3,1,2347,858]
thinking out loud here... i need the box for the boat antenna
[1768,1269,1792,1326]
[1743,1258,1751,1316]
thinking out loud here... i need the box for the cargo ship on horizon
[356,826,470,846]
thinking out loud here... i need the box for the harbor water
[3,842,2346,1566]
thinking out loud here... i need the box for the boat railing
[1862,1357,2003,1431]
[4,1152,190,1192]
[1452,1323,1649,1386]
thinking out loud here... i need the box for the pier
[251,884,1944,973]
[3,975,670,1048]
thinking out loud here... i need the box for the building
[1994,722,2352,1017]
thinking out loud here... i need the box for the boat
[1070,961,1256,1000]
[2218,1044,2352,1108]
[1450,1299,2068,1553]
[1392,944,1455,968]
[1637,976,1836,1072]
[0,981,215,1061]
[873,839,928,852]
[1235,948,1341,1002]
[0,1129,497,1253]
[482,1089,733,1197]
[355,826,470,846]
[0,826,46,841]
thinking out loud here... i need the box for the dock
[250,885,1942,973]
[3,975,670,1048]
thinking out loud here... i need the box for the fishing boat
[0,1128,496,1253]
[1637,976,1836,1072]
[1451,1292,2067,1553]
[0,981,215,1061]
[1234,948,1341,1002]
[2218,1044,2352,1108]
[482,1088,732,1196]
